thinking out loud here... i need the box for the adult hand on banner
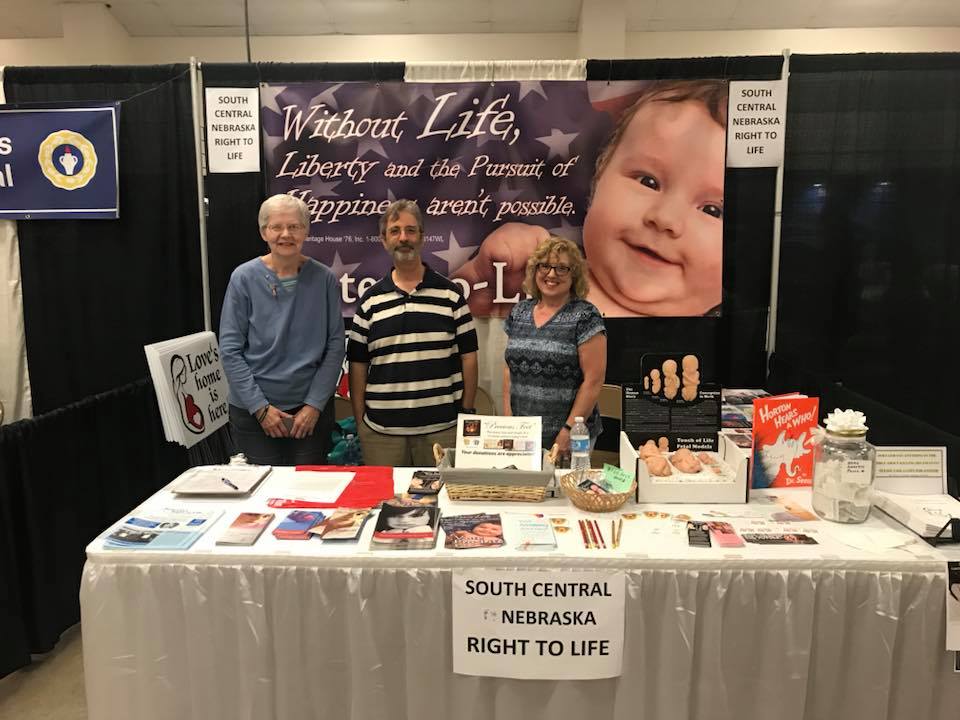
[259,405,292,438]
[452,223,549,318]
[290,404,321,439]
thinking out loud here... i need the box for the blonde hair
[523,235,589,301]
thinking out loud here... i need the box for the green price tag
[603,463,634,493]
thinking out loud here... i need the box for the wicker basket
[434,444,555,503]
[560,469,636,513]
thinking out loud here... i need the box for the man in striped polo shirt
[348,200,479,467]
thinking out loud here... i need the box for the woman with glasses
[219,194,345,465]
[502,235,607,459]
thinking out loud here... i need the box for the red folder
[267,466,395,509]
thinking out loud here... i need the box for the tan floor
[0,624,87,720]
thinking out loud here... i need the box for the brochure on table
[872,446,960,538]
[623,353,721,453]
[454,414,542,471]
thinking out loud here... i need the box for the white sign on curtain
[452,569,625,679]
[204,88,260,173]
[726,80,788,167]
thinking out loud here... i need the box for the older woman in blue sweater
[219,194,345,465]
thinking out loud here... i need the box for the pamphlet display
[872,446,959,537]
[623,353,721,453]
[103,507,222,550]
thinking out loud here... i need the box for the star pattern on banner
[310,178,342,198]
[548,218,584,246]
[535,128,580,161]
[431,231,479,272]
[407,84,437,104]
[308,84,343,112]
[356,136,389,159]
[260,84,288,115]
[517,81,548,101]
[327,251,362,279]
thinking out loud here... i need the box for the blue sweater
[219,257,345,414]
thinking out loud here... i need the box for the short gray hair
[379,199,423,238]
[258,194,309,230]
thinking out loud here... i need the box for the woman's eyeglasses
[266,223,305,233]
[536,262,572,277]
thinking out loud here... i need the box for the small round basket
[560,469,636,513]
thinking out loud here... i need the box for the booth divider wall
[773,53,960,490]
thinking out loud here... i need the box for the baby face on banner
[583,94,726,317]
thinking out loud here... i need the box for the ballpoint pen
[221,477,240,490]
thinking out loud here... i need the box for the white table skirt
[80,470,960,720]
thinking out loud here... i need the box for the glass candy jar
[811,409,875,523]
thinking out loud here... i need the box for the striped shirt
[347,265,478,435]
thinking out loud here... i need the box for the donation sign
[262,79,728,318]
[452,569,625,679]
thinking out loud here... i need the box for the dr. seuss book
[750,394,819,488]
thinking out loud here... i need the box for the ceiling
[2,0,959,38]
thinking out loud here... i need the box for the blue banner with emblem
[0,103,120,219]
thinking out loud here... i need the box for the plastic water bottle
[343,433,362,465]
[570,416,590,471]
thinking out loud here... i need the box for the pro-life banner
[0,103,119,219]
[262,80,728,318]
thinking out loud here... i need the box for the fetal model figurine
[681,354,700,401]
[662,359,680,400]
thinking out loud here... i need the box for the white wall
[1,27,959,67]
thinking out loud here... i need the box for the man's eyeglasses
[266,224,305,233]
[536,262,572,277]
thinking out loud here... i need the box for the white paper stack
[171,464,272,495]
[144,331,230,448]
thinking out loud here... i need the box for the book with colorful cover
[750,394,819,488]
[272,510,325,540]
[440,513,504,549]
[370,504,440,550]
[217,512,274,546]
[309,507,372,541]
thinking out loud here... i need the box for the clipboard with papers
[171,464,272,496]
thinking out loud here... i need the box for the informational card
[205,87,260,173]
[874,446,947,494]
[622,352,721,453]
[454,414,542,471]
[452,569,625,679]
[726,80,787,168]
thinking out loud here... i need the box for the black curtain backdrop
[201,62,405,336]
[586,57,783,389]
[0,379,187,677]
[3,65,204,414]
[775,53,960,488]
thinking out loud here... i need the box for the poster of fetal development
[261,79,727,317]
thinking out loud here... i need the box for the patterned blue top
[504,298,606,449]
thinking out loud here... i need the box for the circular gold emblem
[38,130,98,190]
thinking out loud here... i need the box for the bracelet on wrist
[563,423,572,431]
[256,406,269,423]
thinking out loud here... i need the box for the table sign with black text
[452,569,625,679]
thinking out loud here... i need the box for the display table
[81,468,960,720]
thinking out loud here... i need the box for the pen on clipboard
[221,477,239,491]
